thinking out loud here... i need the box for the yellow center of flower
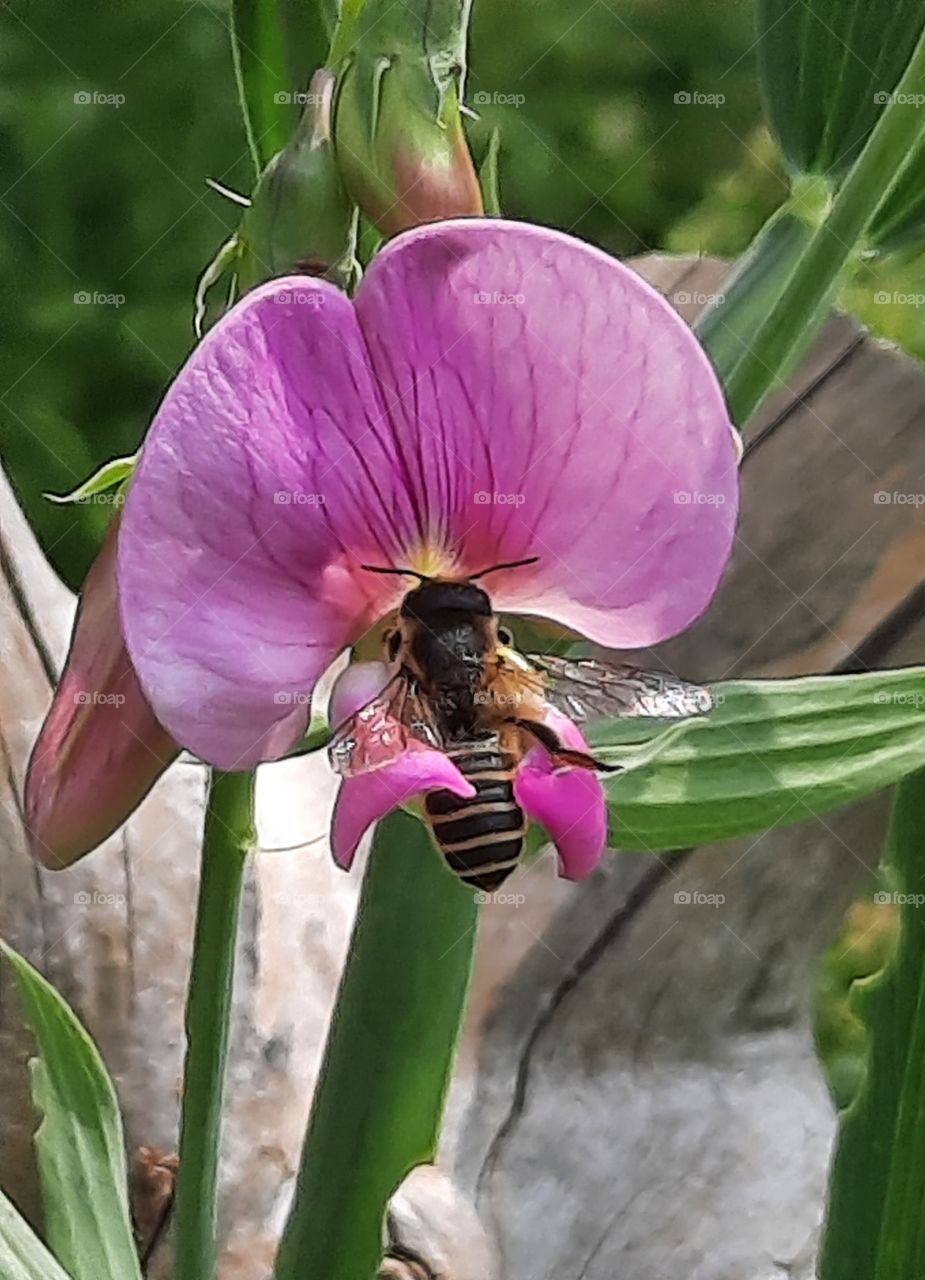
[403,537,459,580]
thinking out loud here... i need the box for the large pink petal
[26,516,178,867]
[331,751,474,870]
[118,282,412,769]
[355,219,739,647]
[514,710,607,880]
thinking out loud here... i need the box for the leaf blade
[1,943,142,1280]
[0,1188,73,1280]
[588,668,925,851]
[819,768,925,1280]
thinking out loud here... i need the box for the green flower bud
[237,69,359,291]
[332,0,483,236]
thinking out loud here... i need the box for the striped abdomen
[424,737,525,890]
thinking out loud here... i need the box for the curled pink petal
[331,750,475,870]
[514,709,607,880]
[25,515,178,868]
[119,220,737,768]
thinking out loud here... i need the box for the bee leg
[510,718,621,773]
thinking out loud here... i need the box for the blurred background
[1,0,921,1107]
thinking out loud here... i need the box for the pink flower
[117,219,738,878]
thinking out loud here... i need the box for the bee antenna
[469,555,539,581]
[360,563,429,582]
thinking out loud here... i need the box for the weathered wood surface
[0,254,924,1280]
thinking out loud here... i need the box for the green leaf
[758,0,925,177]
[589,668,925,852]
[0,1188,73,1280]
[274,809,478,1280]
[818,768,925,1280]
[0,942,142,1280]
[231,0,335,171]
[698,19,925,427]
[44,454,135,505]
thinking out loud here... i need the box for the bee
[329,558,713,891]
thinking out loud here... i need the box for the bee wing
[527,654,714,722]
[328,672,444,777]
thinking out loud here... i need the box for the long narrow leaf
[0,943,142,1280]
[758,0,925,176]
[0,1188,73,1280]
[591,667,925,851]
[819,768,925,1280]
[274,810,478,1280]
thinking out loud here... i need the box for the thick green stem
[174,770,256,1280]
[698,20,925,427]
[274,810,479,1280]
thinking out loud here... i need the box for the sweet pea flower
[117,219,739,878]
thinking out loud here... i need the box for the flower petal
[26,516,178,868]
[118,281,410,770]
[331,751,475,870]
[514,709,607,880]
[355,219,739,647]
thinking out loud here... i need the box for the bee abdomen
[425,741,524,892]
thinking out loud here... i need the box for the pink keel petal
[331,751,475,870]
[26,516,178,868]
[514,710,607,880]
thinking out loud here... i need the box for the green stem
[174,770,256,1280]
[698,19,925,427]
[274,810,479,1280]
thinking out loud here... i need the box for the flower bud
[25,513,178,868]
[236,69,358,291]
[332,1,482,235]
